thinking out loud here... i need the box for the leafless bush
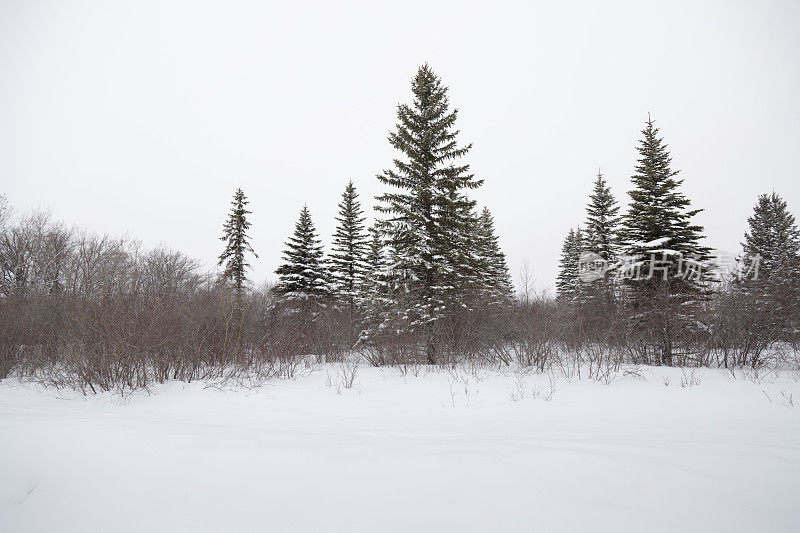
[497,296,562,372]
[584,343,621,383]
[446,368,476,407]
[508,369,528,401]
[326,357,359,393]
[531,375,557,401]
[509,368,556,401]
[679,367,702,388]
[0,209,308,391]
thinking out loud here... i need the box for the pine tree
[578,171,622,315]
[742,192,800,279]
[618,116,710,365]
[330,181,368,302]
[275,205,329,303]
[740,192,800,335]
[218,188,258,296]
[329,180,369,345]
[620,116,709,263]
[361,225,385,300]
[373,64,483,360]
[556,227,583,300]
[476,207,513,302]
[585,171,621,263]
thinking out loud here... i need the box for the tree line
[1,64,798,392]
[553,115,799,369]
[243,65,515,365]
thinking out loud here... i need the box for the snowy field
[1,365,799,532]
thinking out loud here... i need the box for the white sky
[1,0,798,293]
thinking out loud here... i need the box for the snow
[628,236,672,250]
[1,365,799,532]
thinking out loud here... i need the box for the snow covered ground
[1,364,799,532]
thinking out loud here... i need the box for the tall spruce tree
[329,181,369,345]
[556,227,583,300]
[618,116,709,365]
[330,181,368,301]
[580,171,621,313]
[373,64,483,360]
[620,117,709,263]
[218,188,258,296]
[585,171,621,263]
[275,205,329,303]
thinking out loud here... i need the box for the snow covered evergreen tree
[330,181,368,302]
[742,192,800,279]
[218,188,258,297]
[476,207,513,302]
[361,225,385,300]
[556,227,583,301]
[619,117,709,264]
[274,205,329,303]
[372,64,484,361]
[618,116,710,365]
[576,171,622,315]
[329,181,369,345]
[739,192,800,336]
[584,171,621,263]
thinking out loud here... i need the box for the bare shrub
[499,295,562,372]
[509,369,556,402]
[508,369,527,401]
[326,357,359,393]
[679,367,702,388]
[446,369,476,408]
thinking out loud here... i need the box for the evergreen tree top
[372,63,487,329]
[621,116,709,260]
[556,226,584,300]
[332,181,367,250]
[377,64,482,214]
[585,170,621,261]
[330,180,369,302]
[477,207,513,300]
[742,192,800,276]
[275,205,329,298]
[218,187,257,293]
[586,171,619,222]
[281,205,323,262]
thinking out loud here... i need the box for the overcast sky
[1,1,798,292]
